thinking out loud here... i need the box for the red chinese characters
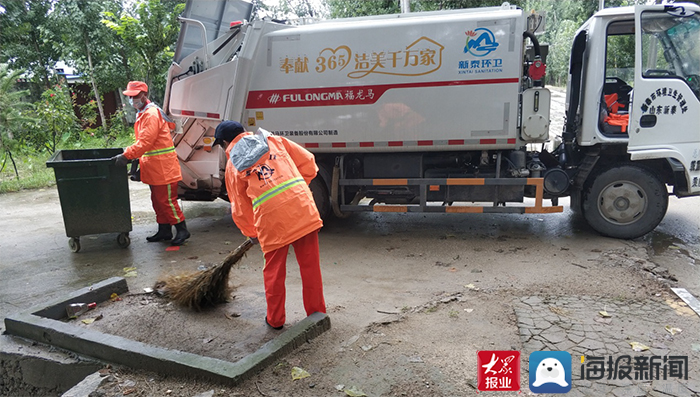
[477,350,520,391]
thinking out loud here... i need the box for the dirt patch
[89,290,522,397]
[74,290,278,363]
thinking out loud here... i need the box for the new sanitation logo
[464,28,499,57]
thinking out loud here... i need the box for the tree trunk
[84,34,108,136]
[7,149,19,180]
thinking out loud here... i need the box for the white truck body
[164,0,700,239]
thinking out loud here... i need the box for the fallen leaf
[110,293,122,302]
[599,310,611,318]
[665,325,682,335]
[123,267,137,277]
[291,366,310,380]
[449,267,457,272]
[629,341,650,352]
[344,386,367,396]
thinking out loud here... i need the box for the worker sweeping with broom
[214,121,327,330]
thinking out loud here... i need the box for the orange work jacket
[225,130,323,253]
[123,102,181,185]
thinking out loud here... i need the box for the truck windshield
[641,10,700,99]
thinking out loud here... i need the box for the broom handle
[221,238,255,267]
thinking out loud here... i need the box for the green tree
[327,0,400,18]
[33,83,80,153]
[102,0,186,103]
[328,0,517,18]
[0,65,37,179]
[0,0,63,92]
[258,0,329,20]
[53,0,124,135]
[410,0,514,12]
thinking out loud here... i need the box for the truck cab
[563,3,700,237]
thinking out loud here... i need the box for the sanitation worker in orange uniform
[214,120,326,329]
[112,81,190,246]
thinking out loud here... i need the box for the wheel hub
[599,182,646,225]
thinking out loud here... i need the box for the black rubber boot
[171,221,191,246]
[146,224,172,242]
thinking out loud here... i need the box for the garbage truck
[162,0,700,239]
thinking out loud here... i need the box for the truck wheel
[310,175,330,220]
[582,165,667,239]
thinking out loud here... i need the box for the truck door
[629,3,700,192]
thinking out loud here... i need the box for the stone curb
[3,277,331,386]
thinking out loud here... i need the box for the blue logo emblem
[529,351,572,393]
[464,28,499,57]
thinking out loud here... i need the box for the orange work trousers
[263,230,326,328]
[150,182,185,225]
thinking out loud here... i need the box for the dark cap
[214,120,245,146]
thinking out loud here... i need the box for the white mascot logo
[532,357,569,387]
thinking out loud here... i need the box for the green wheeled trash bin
[46,148,132,252]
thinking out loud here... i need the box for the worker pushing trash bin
[111,81,191,246]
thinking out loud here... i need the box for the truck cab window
[600,20,634,136]
[641,10,700,100]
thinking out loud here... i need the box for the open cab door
[630,3,700,194]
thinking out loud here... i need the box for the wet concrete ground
[1,180,699,332]
[1,167,700,396]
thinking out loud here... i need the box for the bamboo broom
[156,239,254,311]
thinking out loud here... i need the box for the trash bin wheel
[69,237,81,253]
[117,233,130,248]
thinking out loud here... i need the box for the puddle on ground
[645,230,697,265]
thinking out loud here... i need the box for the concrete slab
[3,277,331,386]
[0,334,102,396]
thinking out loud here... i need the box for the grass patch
[0,154,56,193]
[0,134,135,194]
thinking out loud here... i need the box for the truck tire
[310,175,331,220]
[582,165,668,239]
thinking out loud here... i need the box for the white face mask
[128,96,144,109]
